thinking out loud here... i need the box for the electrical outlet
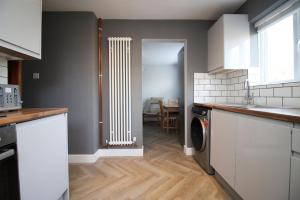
[33,73,40,80]
[132,136,137,143]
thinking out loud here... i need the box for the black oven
[0,125,20,200]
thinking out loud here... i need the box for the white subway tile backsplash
[198,79,210,84]
[251,89,259,97]
[222,79,227,84]
[293,87,300,97]
[216,84,227,91]
[193,70,300,107]
[228,97,235,103]
[274,87,292,97]
[234,97,243,104]
[254,97,267,105]
[216,73,227,79]
[254,85,267,89]
[284,82,300,87]
[204,85,215,90]
[234,70,243,77]
[222,91,228,96]
[239,75,247,83]
[234,83,243,90]
[0,67,8,77]
[215,97,227,103]
[0,77,7,84]
[194,96,204,103]
[283,98,300,108]
[267,97,283,107]
[194,73,205,79]
[205,74,215,79]
[194,85,204,90]
[259,88,273,97]
[210,91,222,96]
[267,83,283,88]
[211,79,222,84]
[198,91,209,97]
[204,97,215,103]
[0,57,8,67]
[239,90,246,97]
[231,77,239,84]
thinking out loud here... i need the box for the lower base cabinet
[235,115,291,200]
[16,114,69,200]
[211,109,292,200]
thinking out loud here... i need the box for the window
[250,2,300,85]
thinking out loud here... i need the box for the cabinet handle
[0,149,15,161]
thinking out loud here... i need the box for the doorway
[142,39,186,152]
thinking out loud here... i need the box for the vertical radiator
[108,37,133,145]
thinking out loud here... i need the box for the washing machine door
[191,117,207,152]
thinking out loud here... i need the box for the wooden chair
[143,97,163,123]
[160,99,180,133]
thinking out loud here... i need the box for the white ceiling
[142,41,184,67]
[43,0,246,20]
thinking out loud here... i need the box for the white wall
[143,64,181,105]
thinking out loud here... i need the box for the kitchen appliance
[0,125,20,200]
[0,84,22,112]
[191,106,214,175]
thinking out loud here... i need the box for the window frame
[257,10,299,85]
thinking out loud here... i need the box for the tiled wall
[0,57,8,84]
[194,70,300,108]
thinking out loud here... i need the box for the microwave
[0,84,22,112]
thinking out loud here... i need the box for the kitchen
[0,0,299,200]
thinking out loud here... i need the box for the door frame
[141,38,188,152]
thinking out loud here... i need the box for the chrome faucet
[244,79,253,104]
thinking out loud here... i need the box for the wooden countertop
[0,108,68,126]
[194,103,300,123]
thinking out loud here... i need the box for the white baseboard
[68,154,98,164]
[184,145,194,156]
[69,147,144,164]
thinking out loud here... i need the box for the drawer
[292,128,300,153]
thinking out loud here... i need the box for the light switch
[33,73,39,80]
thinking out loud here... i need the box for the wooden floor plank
[69,123,230,200]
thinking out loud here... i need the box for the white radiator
[108,37,133,145]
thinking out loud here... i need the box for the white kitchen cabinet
[16,114,69,200]
[211,109,238,188]
[235,115,292,200]
[0,0,42,59]
[208,14,250,73]
[291,128,300,200]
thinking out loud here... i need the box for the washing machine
[191,106,215,175]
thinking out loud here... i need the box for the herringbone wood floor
[69,123,230,200]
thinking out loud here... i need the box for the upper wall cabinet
[0,0,42,60]
[208,14,250,73]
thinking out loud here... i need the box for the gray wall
[236,0,288,22]
[102,20,213,148]
[22,12,99,154]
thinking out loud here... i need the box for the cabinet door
[16,114,69,200]
[236,115,291,200]
[0,0,41,58]
[223,14,250,70]
[290,156,300,200]
[208,16,224,72]
[211,109,237,188]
